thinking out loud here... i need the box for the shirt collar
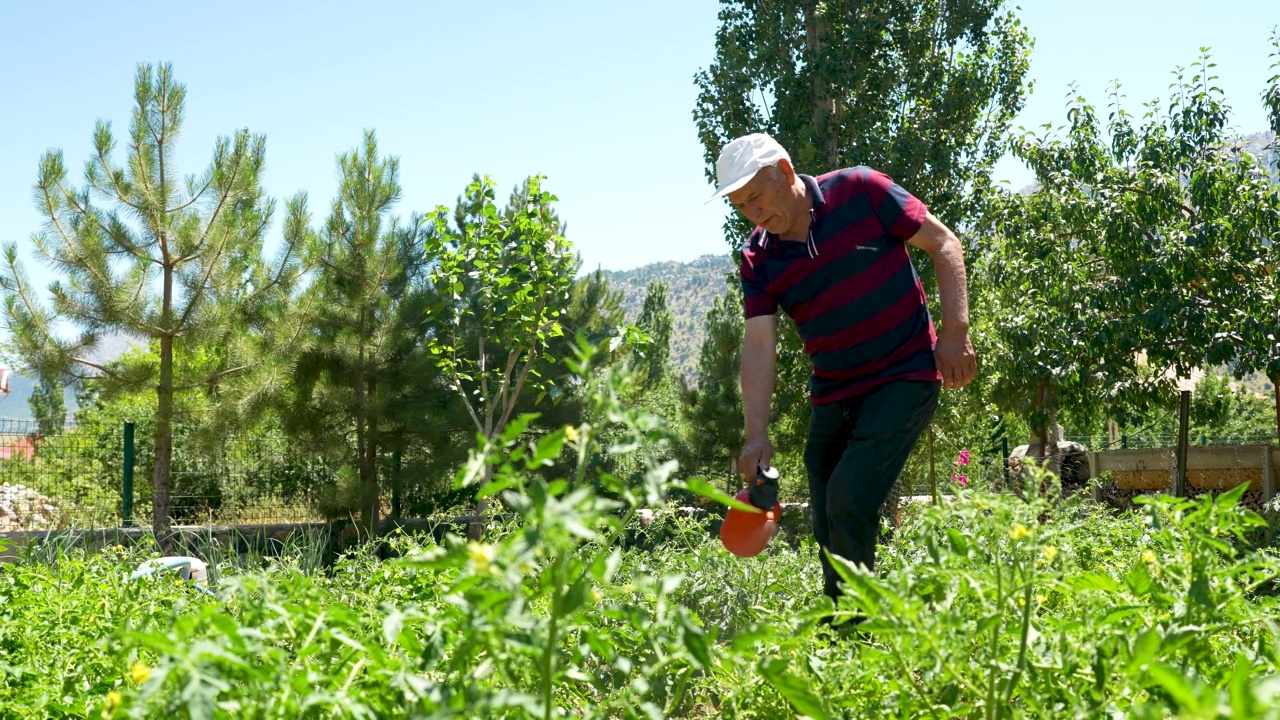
[757,173,826,251]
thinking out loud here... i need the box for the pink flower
[958,476,968,487]
[957,449,971,466]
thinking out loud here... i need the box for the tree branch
[1120,184,1198,222]
[498,347,538,433]
[452,364,484,435]
[70,356,117,378]
[174,210,241,330]
[175,365,248,391]
[92,141,144,213]
[168,174,215,214]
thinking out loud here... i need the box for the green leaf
[558,578,589,616]
[1147,662,1199,710]
[328,628,368,654]
[729,627,772,654]
[500,413,540,443]
[590,547,623,583]
[757,657,832,720]
[476,478,516,500]
[1229,653,1255,718]
[1099,606,1146,626]
[680,615,712,669]
[1126,563,1156,597]
[531,429,566,467]
[1129,628,1161,667]
[383,611,404,647]
[1065,572,1121,593]
[1215,481,1248,508]
[680,477,758,513]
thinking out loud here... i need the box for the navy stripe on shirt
[739,166,941,404]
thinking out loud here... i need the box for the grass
[3,350,1278,719]
[2,470,1280,719]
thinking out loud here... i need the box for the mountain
[1241,131,1278,175]
[0,373,76,423]
[0,330,142,421]
[596,253,738,382]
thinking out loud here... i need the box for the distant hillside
[598,253,737,382]
[0,330,140,420]
[1241,131,1278,174]
[0,373,77,423]
[1012,131,1276,195]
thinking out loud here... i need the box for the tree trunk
[353,374,379,541]
[1036,382,1048,464]
[154,332,174,552]
[351,307,379,542]
[803,4,840,168]
[361,375,380,538]
[468,464,492,541]
[1273,374,1279,444]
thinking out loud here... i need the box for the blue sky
[0,0,1276,291]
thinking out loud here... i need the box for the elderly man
[709,133,977,611]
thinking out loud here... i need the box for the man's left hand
[935,329,976,390]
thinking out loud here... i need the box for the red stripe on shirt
[787,247,908,325]
[812,328,934,380]
[765,214,884,297]
[812,367,943,406]
[803,289,923,356]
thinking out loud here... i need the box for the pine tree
[28,379,66,438]
[680,283,745,490]
[283,131,451,535]
[0,63,307,544]
[636,280,673,391]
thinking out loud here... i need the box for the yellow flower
[564,425,580,442]
[103,690,122,717]
[1142,550,1157,565]
[466,542,496,573]
[1035,593,1047,605]
[129,660,151,685]
[1009,524,1032,541]
[590,588,602,603]
[1017,596,1026,607]
[1040,546,1059,564]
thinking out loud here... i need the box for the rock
[1007,440,1090,488]
[0,483,62,532]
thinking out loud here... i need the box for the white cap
[707,133,791,203]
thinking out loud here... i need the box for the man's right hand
[738,435,775,479]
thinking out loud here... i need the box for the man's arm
[738,313,777,476]
[907,212,977,390]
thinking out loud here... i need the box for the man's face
[726,164,794,235]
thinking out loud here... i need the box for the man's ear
[774,158,799,185]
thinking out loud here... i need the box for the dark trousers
[804,379,941,601]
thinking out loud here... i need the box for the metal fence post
[122,422,135,527]
[1001,437,1010,489]
[1174,391,1191,498]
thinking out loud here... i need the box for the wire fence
[1,414,1275,534]
[901,428,1278,501]
[0,418,347,533]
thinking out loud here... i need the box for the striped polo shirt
[739,167,941,405]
